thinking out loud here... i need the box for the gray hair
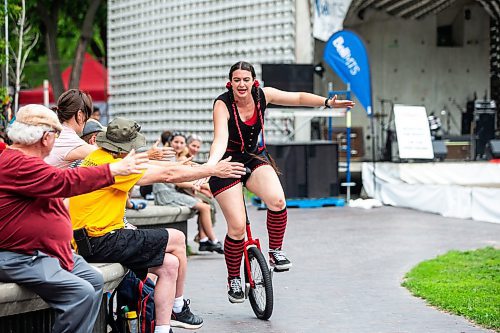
[7,122,52,145]
[187,134,203,145]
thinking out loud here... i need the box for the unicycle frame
[243,221,261,289]
[242,187,274,320]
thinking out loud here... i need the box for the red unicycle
[242,178,274,320]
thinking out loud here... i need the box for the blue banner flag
[323,30,373,116]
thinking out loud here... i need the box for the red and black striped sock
[267,207,288,250]
[224,235,245,279]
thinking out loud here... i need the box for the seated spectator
[81,119,105,145]
[79,120,148,229]
[69,117,245,333]
[68,119,107,169]
[45,89,97,168]
[47,90,169,170]
[152,181,223,253]
[186,134,203,160]
[0,105,148,333]
[91,106,101,121]
[185,134,218,242]
[165,132,220,250]
[139,130,174,200]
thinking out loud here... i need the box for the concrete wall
[315,0,490,160]
[107,0,301,160]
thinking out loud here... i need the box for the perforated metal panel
[107,0,298,160]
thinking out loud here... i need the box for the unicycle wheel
[244,246,273,319]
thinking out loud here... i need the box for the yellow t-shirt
[69,148,144,237]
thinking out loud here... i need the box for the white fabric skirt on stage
[362,162,500,224]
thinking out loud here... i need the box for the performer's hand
[328,95,355,109]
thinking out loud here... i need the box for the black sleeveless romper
[208,88,270,196]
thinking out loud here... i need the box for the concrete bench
[126,204,196,237]
[0,262,127,332]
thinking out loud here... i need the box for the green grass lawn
[402,247,500,331]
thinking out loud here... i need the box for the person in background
[80,119,105,145]
[154,132,223,253]
[0,105,148,333]
[186,134,202,160]
[161,130,173,148]
[46,89,170,170]
[91,106,101,122]
[185,134,218,243]
[69,117,245,333]
[78,120,151,228]
[45,89,96,168]
[204,61,355,303]
[139,130,175,200]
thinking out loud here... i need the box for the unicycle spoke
[244,246,274,320]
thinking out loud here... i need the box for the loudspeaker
[485,140,500,159]
[461,112,473,134]
[306,143,339,197]
[432,140,448,161]
[475,112,496,157]
[267,143,307,197]
[266,142,339,198]
[261,64,313,95]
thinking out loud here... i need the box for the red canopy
[19,53,108,104]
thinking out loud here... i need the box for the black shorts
[87,228,169,279]
[209,150,269,197]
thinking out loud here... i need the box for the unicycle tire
[244,246,274,320]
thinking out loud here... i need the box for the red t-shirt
[0,148,114,271]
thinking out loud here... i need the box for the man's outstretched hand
[213,156,246,179]
[109,149,149,176]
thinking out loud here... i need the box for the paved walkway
[183,205,499,333]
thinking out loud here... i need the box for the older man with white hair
[0,104,148,333]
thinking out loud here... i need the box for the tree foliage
[10,0,39,111]
[2,0,106,98]
[35,0,103,99]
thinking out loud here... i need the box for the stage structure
[362,162,500,224]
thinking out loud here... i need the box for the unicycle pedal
[272,267,290,273]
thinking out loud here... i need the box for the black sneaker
[199,240,224,254]
[269,249,292,271]
[227,277,245,303]
[170,299,203,329]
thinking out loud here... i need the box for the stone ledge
[125,204,195,226]
[0,262,127,317]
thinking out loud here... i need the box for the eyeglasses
[46,130,60,138]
